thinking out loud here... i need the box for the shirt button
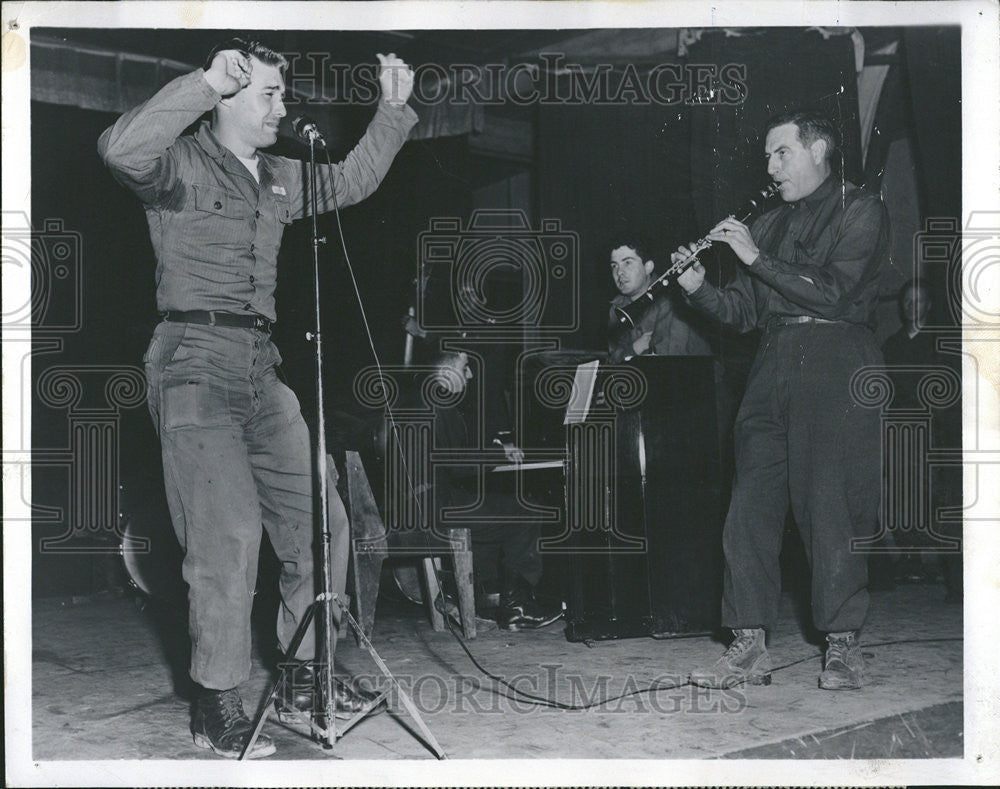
[250,243,255,252]
[255,210,261,218]
[249,275,255,283]
[214,201,222,210]
[244,303,252,311]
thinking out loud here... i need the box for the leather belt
[766,315,846,329]
[162,310,274,333]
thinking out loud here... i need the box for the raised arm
[97,49,250,205]
[283,53,419,219]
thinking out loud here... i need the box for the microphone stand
[241,126,445,759]
[238,128,338,753]
[306,130,339,750]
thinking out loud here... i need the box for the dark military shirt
[687,176,890,331]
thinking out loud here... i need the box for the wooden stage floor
[29,581,963,767]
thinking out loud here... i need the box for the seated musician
[607,235,713,362]
[415,346,563,631]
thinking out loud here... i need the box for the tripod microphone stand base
[241,593,447,760]
[273,685,392,745]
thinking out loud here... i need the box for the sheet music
[563,359,600,425]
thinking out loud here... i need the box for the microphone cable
[320,144,429,538]
[434,593,962,711]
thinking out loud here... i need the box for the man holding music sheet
[675,110,889,691]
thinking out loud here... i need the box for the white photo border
[3,1,998,786]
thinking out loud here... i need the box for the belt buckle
[252,316,267,331]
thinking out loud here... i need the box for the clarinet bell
[615,291,656,327]
[615,304,637,328]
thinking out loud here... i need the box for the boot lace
[212,689,248,735]
[826,633,857,665]
[723,630,759,659]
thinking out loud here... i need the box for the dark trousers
[721,322,883,634]
[144,322,334,689]
[465,497,543,589]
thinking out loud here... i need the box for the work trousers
[465,498,544,589]
[441,468,544,589]
[721,322,883,634]
[144,321,323,690]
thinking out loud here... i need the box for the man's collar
[797,174,838,208]
[195,121,227,163]
[610,286,653,306]
[195,121,276,182]
[196,121,270,165]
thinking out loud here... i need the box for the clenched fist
[204,49,252,97]
[377,53,414,106]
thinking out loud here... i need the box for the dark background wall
[537,28,866,383]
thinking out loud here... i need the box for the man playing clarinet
[676,110,889,691]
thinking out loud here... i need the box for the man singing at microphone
[675,110,888,691]
[99,38,417,757]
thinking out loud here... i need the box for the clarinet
[614,182,780,328]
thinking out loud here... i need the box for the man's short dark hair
[203,37,288,73]
[765,109,841,167]
[608,234,654,266]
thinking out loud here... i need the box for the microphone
[292,116,326,147]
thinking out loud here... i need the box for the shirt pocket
[193,183,245,220]
[273,196,292,225]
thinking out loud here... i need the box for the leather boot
[192,687,276,759]
[819,631,865,690]
[276,660,384,721]
[690,628,771,688]
[275,659,316,722]
[327,676,384,720]
[496,575,563,631]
